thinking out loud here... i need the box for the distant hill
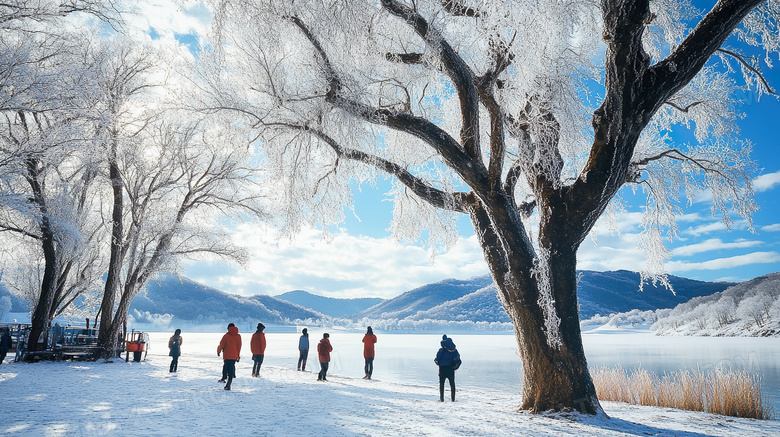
[409,284,507,322]
[131,275,323,324]
[2,270,736,329]
[651,272,780,336]
[576,270,733,318]
[358,270,732,323]
[275,290,382,318]
[354,276,494,320]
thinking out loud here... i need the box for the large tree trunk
[26,229,57,353]
[510,254,599,414]
[25,158,57,353]
[468,192,602,414]
[98,140,124,358]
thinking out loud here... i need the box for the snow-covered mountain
[356,270,731,324]
[2,270,735,329]
[407,284,507,322]
[576,270,733,318]
[354,276,494,320]
[130,275,323,325]
[275,290,382,318]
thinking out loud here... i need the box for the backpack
[452,353,462,370]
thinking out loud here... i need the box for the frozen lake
[146,329,780,411]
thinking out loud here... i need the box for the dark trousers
[318,361,329,380]
[364,357,374,377]
[298,349,308,371]
[223,359,236,379]
[0,350,7,365]
[252,354,264,376]
[169,355,179,372]
[439,366,455,401]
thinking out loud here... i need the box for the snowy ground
[1,334,778,436]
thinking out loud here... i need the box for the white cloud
[577,230,646,273]
[682,219,751,237]
[684,221,727,236]
[184,225,488,299]
[125,0,212,45]
[754,171,780,192]
[671,238,762,256]
[666,251,780,272]
[761,223,780,232]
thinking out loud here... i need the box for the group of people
[166,324,461,400]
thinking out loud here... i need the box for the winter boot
[224,376,233,390]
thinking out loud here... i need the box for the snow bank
[1,335,777,436]
[652,273,780,337]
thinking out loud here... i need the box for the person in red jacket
[250,323,266,377]
[317,333,333,381]
[362,326,377,380]
[217,323,242,390]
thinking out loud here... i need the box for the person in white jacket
[297,328,309,371]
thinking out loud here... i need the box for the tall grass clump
[591,365,774,420]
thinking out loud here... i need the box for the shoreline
[1,353,777,436]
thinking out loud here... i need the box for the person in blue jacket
[297,328,309,371]
[435,334,461,402]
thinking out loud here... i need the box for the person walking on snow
[362,326,377,379]
[317,333,333,381]
[297,328,309,371]
[250,323,266,377]
[435,334,461,402]
[217,323,242,390]
[168,329,183,373]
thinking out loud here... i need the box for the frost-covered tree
[93,39,268,356]
[96,116,267,356]
[203,0,777,413]
[92,39,163,353]
[0,0,121,28]
[0,23,108,350]
[737,292,773,328]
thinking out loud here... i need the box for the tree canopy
[202,0,779,412]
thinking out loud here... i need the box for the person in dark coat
[362,326,377,379]
[317,333,333,381]
[297,328,309,371]
[435,334,461,402]
[168,329,183,373]
[0,329,12,365]
[250,323,266,377]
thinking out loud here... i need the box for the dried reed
[591,365,773,420]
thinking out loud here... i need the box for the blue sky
[125,1,780,299]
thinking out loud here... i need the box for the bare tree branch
[269,121,467,213]
[664,100,704,113]
[385,52,424,64]
[286,15,480,188]
[717,48,777,95]
[0,224,42,239]
[650,0,766,107]
[380,0,483,167]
